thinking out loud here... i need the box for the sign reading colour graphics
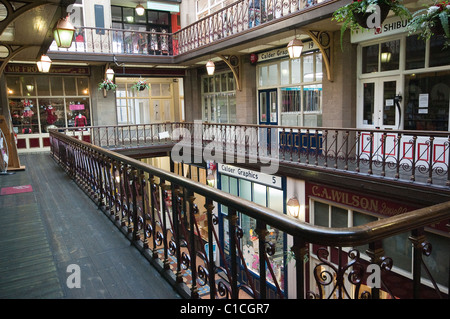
[219,164,282,188]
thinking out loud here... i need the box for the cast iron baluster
[306,128,310,164]
[150,176,158,258]
[228,208,238,299]
[411,135,417,181]
[205,198,216,299]
[172,185,184,284]
[381,133,387,177]
[395,134,402,179]
[368,131,374,175]
[323,129,328,167]
[160,179,170,270]
[131,168,138,241]
[428,136,435,184]
[409,228,426,299]
[292,237,307,299]
[334,130,338,168]
[257,220,267,299]
[188,191,199,299]
[289,128,293,161]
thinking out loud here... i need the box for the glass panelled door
[259,89,278,125]
[360,77,400,129]
[259,89,278,154]
[359,76,401,164]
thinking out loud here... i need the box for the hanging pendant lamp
[53,15,75,48]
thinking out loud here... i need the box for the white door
[359,76,401,130]
[358,77,401,163]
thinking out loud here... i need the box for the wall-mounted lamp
[206,60,215,75]
[106,68,115,81]
[135,3,145,16]
[53,15,75,48]
[26,84,34,92]
[37,54,52,73]
[287,197,300,218]
[206,174,215,187]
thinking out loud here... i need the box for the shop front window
[404,71,450,131]
[405,36,426,70]
[39,98,65,132]
[7,76,91,135]
[67,99,90,128]
[201,71,236,123]
[220,173,285,292]
[303,85,322,112]
[9,98,38,134]
[429,35,450,67]
[362,40,400,73]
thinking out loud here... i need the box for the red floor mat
[0,184,33,195]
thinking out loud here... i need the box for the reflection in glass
[380,40,400,71]
[362,44,378,73]
[363,82,375,125]
[383,81,396,126]
[405,36,425,70]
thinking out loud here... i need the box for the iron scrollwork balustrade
[75,123,450,188]
[49,129,450,299]
[48,1,338,56]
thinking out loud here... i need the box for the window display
[219,171,285,292]
[7,75,91,135]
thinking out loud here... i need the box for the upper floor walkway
[47,0,344,64]
[43,125,450,299]
[0,153,181,299]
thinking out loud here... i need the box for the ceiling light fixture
[136,3,145,16]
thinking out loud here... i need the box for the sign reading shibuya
[219,164,282,188]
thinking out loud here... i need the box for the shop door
[259,89,278,125]
[359,76,401,162]
[258,89,278,154]
[360,76,401,130]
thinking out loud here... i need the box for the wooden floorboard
[0,152,181,299]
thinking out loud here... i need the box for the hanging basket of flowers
[98,79,117,91]
[407,1,450,47]
[333,0,411,47]
[131,79,150,91]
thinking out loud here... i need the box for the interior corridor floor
[0,153,181,299]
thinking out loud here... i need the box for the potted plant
[407,1,450,47]
[98,79,117,91]
[333,0,411,47]
[131,79,150,91]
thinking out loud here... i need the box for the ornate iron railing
[48,0,338,56]
[63,122,450,188]
[49,127,449,299]
[49,26,174,56]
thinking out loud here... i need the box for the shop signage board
[257,40,319,62]
[351,16,410,43]
[218,163,282,188]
